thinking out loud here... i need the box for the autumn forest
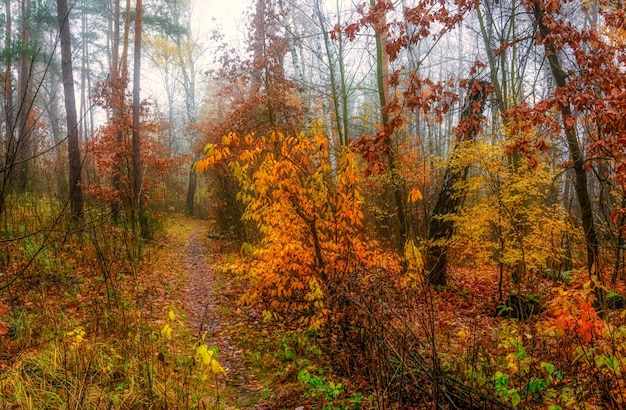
[1,0,626,408]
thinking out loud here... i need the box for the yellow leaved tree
[452,135,572,289]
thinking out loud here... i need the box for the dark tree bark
[110,0,123,222]
[1,0,14,218]
[132,0,147,237]
[185,166,196,216]
[371,0,407,250]
[531,1,599,281]
[57,0,84,220]
[15,0,33,193]
[427,81,490,286]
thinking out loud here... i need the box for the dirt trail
[181,224,267,409]
[182,226,221,338]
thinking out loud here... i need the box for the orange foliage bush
[196,130,401,329]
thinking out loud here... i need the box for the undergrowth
[0,208,225,409]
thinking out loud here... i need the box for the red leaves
[545,286,604,345]
[388,70,401,87]
[386,38,407,61]
[343,23,361,41]
[351,131,391,176]
[337,0,477,63]
[469,60,486,76]
[576,303,603,343]
[0,302,8,337]
[562,115,576,129]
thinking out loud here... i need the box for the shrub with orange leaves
[542,283,604,344]
[196,130,401,330]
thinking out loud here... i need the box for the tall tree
[315,0,349,146]
[132,0,147,237]
[1,0,15,217]
[57,0,84,220]
[369,0,407,250]
[530,0,599,280]
[109,0,130,222]
[157,0,202,216]
[426,80,490,286]
[15,0,34,193]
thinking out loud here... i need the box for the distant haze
[192,0,250,46]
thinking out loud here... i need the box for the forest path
[179,221,268,409]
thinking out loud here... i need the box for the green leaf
[527,378,548,394]
[281,343,295,361]
[510,389,521,406]
[297,368,311,384]
[540,361,555,375]
[493,371,509,389]
[601,355,622,375]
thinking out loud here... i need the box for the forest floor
[6,214,624,408]
[151,216,308,409]
[0,214,329,409]
[178,221,269,408]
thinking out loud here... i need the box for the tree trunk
[109,0,122,221]
[57,0,84,220]
[371,0,407,250]
[15,0,33,193]
[173,14,198,217]
[185,165,196,216]
[427,81,490,286]
[531,1,599,280]
[278,0,309,121]
[44,73,65,189]
[1,0,14,218]
[315,0,344,146]
[79,0,87,142]
[132,0,147,237]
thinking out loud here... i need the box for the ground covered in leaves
[2,215,626,409]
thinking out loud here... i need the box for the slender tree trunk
[315,0,344,145]
[15,0,33,193]
[57,0,84,220]
[371,0,407,250]
[44,74,64,186]
[336,0,350,145]
[477,1,528,282]
[531,1,599,280]
[4,0,13,136]
[132,0,147,237]
[278,0,309,121]
[80,0,87,142]
[427,81,490,286]
[110,0,124,221]
[111,0,130,222]
[337,30,349,145]
[173,14,198,216]
[1,0,14,217]
[185,167,196,216]
[250,0,265,94]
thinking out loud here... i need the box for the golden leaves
[408,188,423,203]
[200,129,398,329]
[194,344,226,379]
